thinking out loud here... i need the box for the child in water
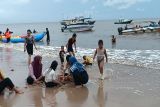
[59,46,66,66]
[83,55,93,65]
[93,40,108,80]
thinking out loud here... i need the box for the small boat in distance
[61,16,96,26]
[114,19,132,24]
[117,21,160,35]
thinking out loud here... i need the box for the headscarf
[32,55,42,79]
[50,60,58,71]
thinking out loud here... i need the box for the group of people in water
[0,28,13,43]
[0,30,110,95]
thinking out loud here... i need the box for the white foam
[0,43,160,69]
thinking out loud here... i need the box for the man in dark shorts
[66,33,77,56]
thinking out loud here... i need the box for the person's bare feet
[14,88,24,94]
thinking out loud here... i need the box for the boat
[114,19,132,24]
[61,25,94,32]
[118,21,160,35]
[61,17,95,26]
[1,32,46,43]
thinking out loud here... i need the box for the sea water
[0,19,160,70]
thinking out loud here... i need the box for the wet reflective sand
[0,48,160,107]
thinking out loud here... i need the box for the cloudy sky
[0,0,159,23]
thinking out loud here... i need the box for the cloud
[103,0,151,9]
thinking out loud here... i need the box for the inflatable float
[1,32,46,43]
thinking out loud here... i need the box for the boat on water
[118,21,160,35]
[61,25,94,32]
[61,16,95,32]
[61,16,95,26]
[1,32,46,43]
[114,19,132,24]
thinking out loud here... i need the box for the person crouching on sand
[24,29,37,65]
[27,55,43,85]
[83,55,93,66]
[43,60,62,88]
[0,69,23,94]
[93,40,108,80]
[69,56,89,87]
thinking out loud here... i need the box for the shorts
[26,44,33,55]
[45,82,58,88]
[7,38,10,43]
[67,46,74,52]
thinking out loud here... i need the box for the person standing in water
[66,33,77,56]
[93,40,108,80]
[4,28,13,43]
[112,35,116,43]
[46,28,50,44]
[24,29,37,65]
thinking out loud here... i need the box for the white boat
[118,21,160,35]
[61,16,95,26]
[61,25,94,32]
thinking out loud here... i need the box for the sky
[0,0,159,23]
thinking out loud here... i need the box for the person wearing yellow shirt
[83,55,93,65]
[0,69,23,94]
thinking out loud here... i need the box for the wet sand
[0,47,160,107]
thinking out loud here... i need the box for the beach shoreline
[0,47,160,107]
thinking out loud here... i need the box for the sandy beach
[0,46,160,107]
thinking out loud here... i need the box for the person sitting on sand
[0,69,23,94]
[112,35,116,43]
[83,55,93,65]
[43,60,62,88]
[27,55,43,85]
[60,55,72,82]
[69,56,89,86]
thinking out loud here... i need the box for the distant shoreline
[0,17,159,25]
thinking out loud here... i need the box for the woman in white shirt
[43,60,61,88]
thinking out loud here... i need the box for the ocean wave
[0,43,160,69]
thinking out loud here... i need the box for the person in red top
[4,28,13,43]
[66,33,77,56]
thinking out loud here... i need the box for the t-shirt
[43,68,57,83]
[68,38,76,48]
